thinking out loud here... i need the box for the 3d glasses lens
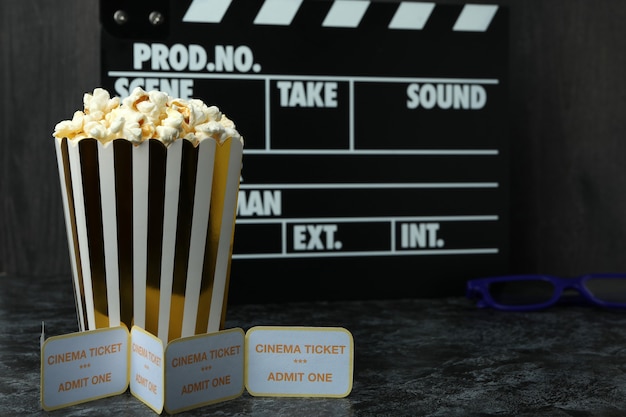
[489,279,555,306]
[583,277,626,304]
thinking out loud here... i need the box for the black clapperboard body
[100,0,509,303]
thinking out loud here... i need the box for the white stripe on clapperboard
[182,0,498,32]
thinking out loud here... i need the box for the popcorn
[53,87,243,146]
[53,88,245,344]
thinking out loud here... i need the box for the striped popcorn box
[54,136,243,343]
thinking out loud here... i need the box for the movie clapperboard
[100,0,509,303]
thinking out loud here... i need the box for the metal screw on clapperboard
[149,11,165,26]
[113,10,128,25]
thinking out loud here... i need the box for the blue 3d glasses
[466,273,626,311]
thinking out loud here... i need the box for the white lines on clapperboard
[236,215,499,224]
[182,0,499,33]
[238,183,499,189]
[232,248,499,260]
[108,71,500,85]
[243,149,499,156]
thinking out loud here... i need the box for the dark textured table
[3,274,626,416]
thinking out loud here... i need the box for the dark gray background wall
[2,1,626,288]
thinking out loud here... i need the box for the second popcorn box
[53,88,244,343]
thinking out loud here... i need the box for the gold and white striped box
[54,137,243,343]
